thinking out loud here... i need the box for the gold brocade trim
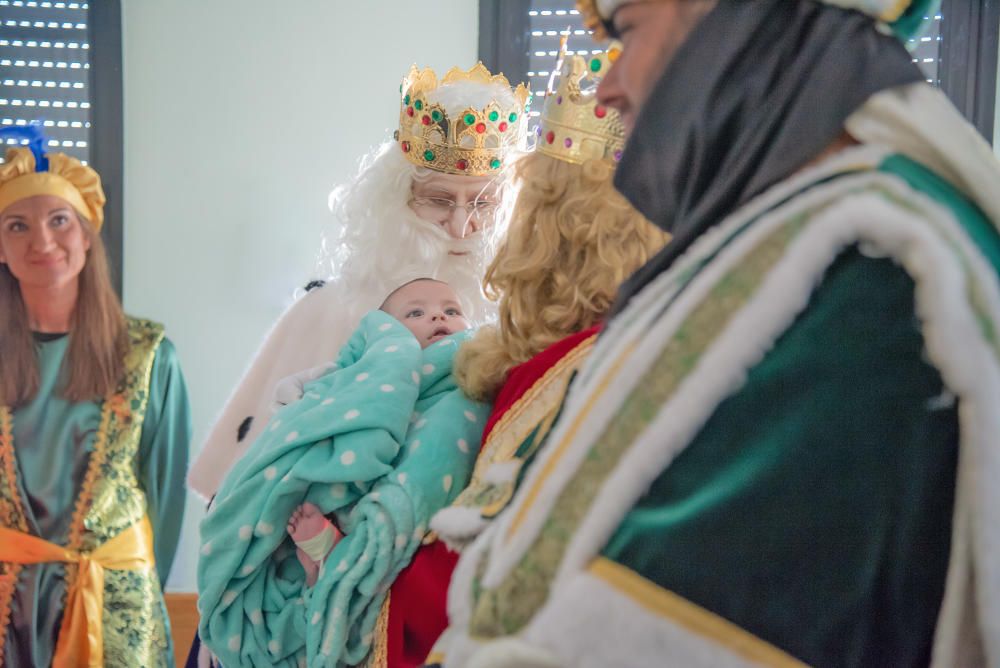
[451,335,596,513]
[69,319,168,667]
[506,338,636,539]
[0,406,27,660]
[0,318,168,667]
[489,336,596,449]
[469,214,811,638]
[70,320,164,554]
[66,399,113,551]
[367,594,390,668]
[590,558,810,668]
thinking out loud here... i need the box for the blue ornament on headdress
[0,122,50,172]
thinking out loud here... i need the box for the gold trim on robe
[0,318,168,666]
[590,558,810,668]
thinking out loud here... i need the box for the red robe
[384,325,602,667]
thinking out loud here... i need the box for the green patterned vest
[0,318,171,667]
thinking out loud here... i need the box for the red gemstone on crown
[499,122,508,132]
[475,122,487,134]
[594,105,607,119]
[456,158,468,170]
[546,131,555,144]
[422,114,431,125]
[406,107,415,117]
[401,141,411,153]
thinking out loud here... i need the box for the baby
[286,278,470,584]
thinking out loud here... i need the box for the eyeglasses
[409,196,499,218]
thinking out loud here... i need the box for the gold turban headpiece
[0,145,106,231]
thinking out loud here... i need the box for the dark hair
[378,277,449,311]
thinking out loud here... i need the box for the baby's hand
[271,362,338,414]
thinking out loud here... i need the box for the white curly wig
[314,80,522,327]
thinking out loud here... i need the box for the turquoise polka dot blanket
[197,311,489,667]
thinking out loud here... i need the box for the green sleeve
[137,337,192,585]
[602,249,959,667]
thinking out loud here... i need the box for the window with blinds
[909,10,942,85]
[0,0,92,163]
[525,1,600,134]
[523,1,944,121]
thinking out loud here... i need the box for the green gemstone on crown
[490,158,501,169]
[590,57,602,72]
[431,110,442,122]
[404,94,410,105]
[414,99,423,111]
[488,110,499,122]
[464,113,476,126]
[508,112,518,123]
[424,149,435,162]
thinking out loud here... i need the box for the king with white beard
[188,63,529,501]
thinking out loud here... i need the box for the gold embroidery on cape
[590,558,810,668]
[459,162,1000,646]
[0,318,170,667]
[449,335,596,518]
[470,214,810,638]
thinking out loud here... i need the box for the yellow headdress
[0,127,105,231]
[536,44,624,165]
[394,63,531,176]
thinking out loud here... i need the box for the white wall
[121,0,479,591]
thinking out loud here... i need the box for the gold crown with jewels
[536,44,625,165]
[394,63,531,176]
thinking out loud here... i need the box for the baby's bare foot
[287,502,328,542]
[287,502,342,587]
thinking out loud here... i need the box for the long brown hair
[454,152,669,402]
[0,215,128,407]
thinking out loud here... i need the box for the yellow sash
[0,516,155,668]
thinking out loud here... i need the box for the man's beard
[324,198,496,328]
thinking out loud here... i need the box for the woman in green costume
[0,126,191,668]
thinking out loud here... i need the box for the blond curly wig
[455,151,668,402]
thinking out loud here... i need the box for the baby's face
[383,280,470,348]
